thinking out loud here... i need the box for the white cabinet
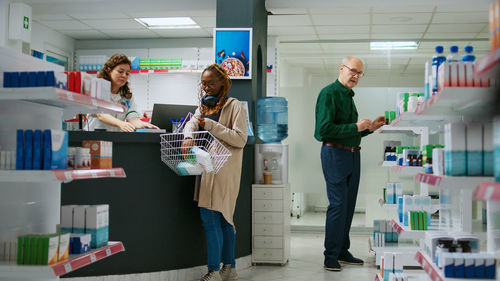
[252,184,290,265]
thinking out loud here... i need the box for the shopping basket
[160,131,232,176]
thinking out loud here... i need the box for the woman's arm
[96,113,135,132]
[128,117,159,129]
[203,101,247,148]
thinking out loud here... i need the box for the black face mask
[201,95,220,108]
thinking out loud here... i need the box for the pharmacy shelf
[415,173,494,190]
[474,181,500,202]
[86,69,203,75]
[0,241,124,279]
[389,112,461,130]
[379,125,428,135]
[475,46,500,79]
[391,166,423,175]
[381,161,397,167]
[0,168,126,183]
[390,219,443,240]
[0,87,126,114]
[415,250,488,281]
[370,238,420,267]
[382,204,398,209]
[375,273,383,281]
[415,87,495,117]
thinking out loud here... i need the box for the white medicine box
[8,3,32,43]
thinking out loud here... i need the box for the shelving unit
[415,173,494,190]
[0,168,126,183]
[0,46,126,281]
[415,87,495,117]
[381,161,397,167]
[390,165,423,175]
[370,237,420,267]
[86,69,204,75]
[474,181,500,256]
[0,241,124,279]
[0,87,126,115]
[475,181,500,201]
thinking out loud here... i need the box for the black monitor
[151,103,198,132]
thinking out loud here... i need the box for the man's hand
[356,118,372,132]
[370,116,385,132]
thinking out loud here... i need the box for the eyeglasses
[200,82,217,88]
[343,65,364,78]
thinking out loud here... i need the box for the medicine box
[454,253,465,278]
[24,130,33,170]
[438,62,450,91]
[33,129,42,170]
[85,204,109,248]
[494,119,500,181]
[466,123,483,176]
[484,122,494,177]
[70,233,91,254]
[444,123,466,176]
[73,205,88,233]
[60,205,75,233]
[58,233,70,261]
[47,130,68,170]
[383,252,394,281]
[82,140,112,169]
[16,129,24,170]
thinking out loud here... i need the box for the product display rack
[381,161,397,167]
[0,168,126,183]
[390,165,424,176]
[415,250,489,281]
[474,181,500,257]
[85,68,204,75]
[0,46,126,281]
[415,173,494,190]
[475,181,500,202]
[370,237,420,267]
[0,241,124,279]
[415,87,495,117]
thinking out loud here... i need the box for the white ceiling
[17,0,492,79]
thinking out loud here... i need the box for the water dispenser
[254,143,288,185]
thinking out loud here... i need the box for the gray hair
[342,56,363,66]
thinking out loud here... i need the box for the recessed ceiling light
[135,17,200,29]
[390,16,412,22]
[370,41,419,50]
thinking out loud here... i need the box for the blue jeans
[320,145,360,263]
[200,207,236,271]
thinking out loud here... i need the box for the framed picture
[213,28,252,79]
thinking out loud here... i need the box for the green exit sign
[23,16,29,29]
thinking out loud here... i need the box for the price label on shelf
[106,248,112,256]
[91,99,98,107]
[90,254,97,262]
[109,170,116,177]
[66,92,74,101]
[64,263,72,273]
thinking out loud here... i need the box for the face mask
[201,95,220,108]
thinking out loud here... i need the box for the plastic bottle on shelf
[461,46,475,62]
[447,46,460,62]
[408,93,419,112]
[417,93,425,106]
[432,46,446,95]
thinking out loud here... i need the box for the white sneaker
[219,264,238,281]
[196,271,222,281]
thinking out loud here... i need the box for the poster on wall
[213,28,252,79]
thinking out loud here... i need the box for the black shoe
[324,259,342,271]
[338,251,364,265]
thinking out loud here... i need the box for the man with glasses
[314,56,384,272]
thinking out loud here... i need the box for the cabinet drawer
[253,236,283,249]
[253,188,283,200]
[254,212,283,224]
[253,249,284,261]
[254,224,283,236]
[253,200,283,212]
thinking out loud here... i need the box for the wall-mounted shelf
[0,241,124,279]
[0,87,125,114]
[390,165,423,175]
[415,173,494,190]
[415,87,495,117]
[380,161,397,167]
[0,168,126,183]
[389,112,461,131]
[86,69,204,75]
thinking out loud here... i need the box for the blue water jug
[257,97,288,143]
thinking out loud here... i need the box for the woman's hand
[198,118,205,128]
[119,121,136,132]
[181,138,196,156]
[142,122,159,129]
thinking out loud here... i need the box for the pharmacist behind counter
[87,53,159,132]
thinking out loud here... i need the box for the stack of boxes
[3,71,67,88]
[401,195,432,228]
[2,233,71,265]
[444,123,494,177]
[373,220,399,247]
[61,205,109,250]
[385,182,403,205]
[381,252,404,281]
[437,61,491,92]
[139,58,182,70]
[82,141,113,169]
[16,129,68,170]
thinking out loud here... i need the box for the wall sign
[213,28,252,79]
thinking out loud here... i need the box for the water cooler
[254,143,288,185]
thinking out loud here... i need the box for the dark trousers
[320,145,360,263]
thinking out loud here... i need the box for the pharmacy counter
[62,131,253,277]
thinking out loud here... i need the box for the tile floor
[291,212,366,228]
[237,232,427,281]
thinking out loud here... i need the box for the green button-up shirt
[314,79,371,147]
